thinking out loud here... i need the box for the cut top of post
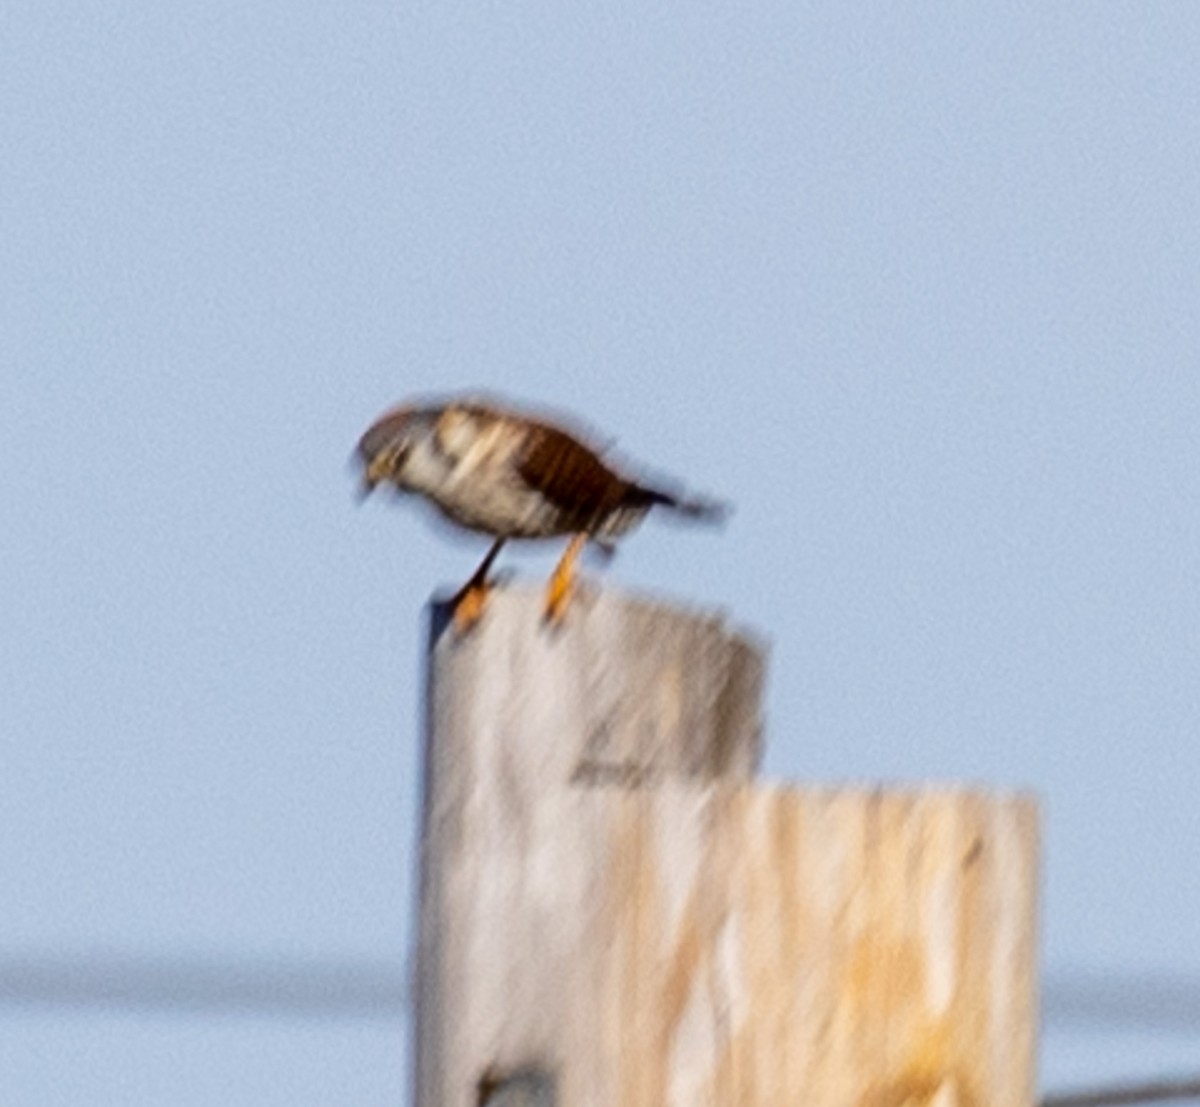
[426,584,767,788]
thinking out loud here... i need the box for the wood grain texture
[415,586,1037,1107]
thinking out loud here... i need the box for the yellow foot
[543,533,586,626]
[452,583,491,633]
[543,572,574,625]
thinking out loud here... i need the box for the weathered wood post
[415,586,1038,1107]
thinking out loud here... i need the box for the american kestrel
[356,394,726,629]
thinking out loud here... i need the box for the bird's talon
[544,577,573,625]
[452,584,490,633]
[544,533,586,625]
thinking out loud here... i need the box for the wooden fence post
[414,585,1038,1107]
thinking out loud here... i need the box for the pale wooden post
[415,585,1038,1107]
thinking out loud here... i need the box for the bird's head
[356,407,419,498]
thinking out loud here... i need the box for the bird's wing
[514,419,630,524]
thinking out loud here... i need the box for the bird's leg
[545,533,587,624]
[451,538,505,632]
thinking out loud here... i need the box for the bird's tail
[629,484,730,525]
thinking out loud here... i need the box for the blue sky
[4,3,1200,1102]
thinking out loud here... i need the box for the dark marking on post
[477,1067,556,1107]
[571,758,661,789]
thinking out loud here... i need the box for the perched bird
[356,394,726,629]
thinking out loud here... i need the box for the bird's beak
[356,453,394,502]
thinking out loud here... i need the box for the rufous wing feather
[514,421,630,530]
